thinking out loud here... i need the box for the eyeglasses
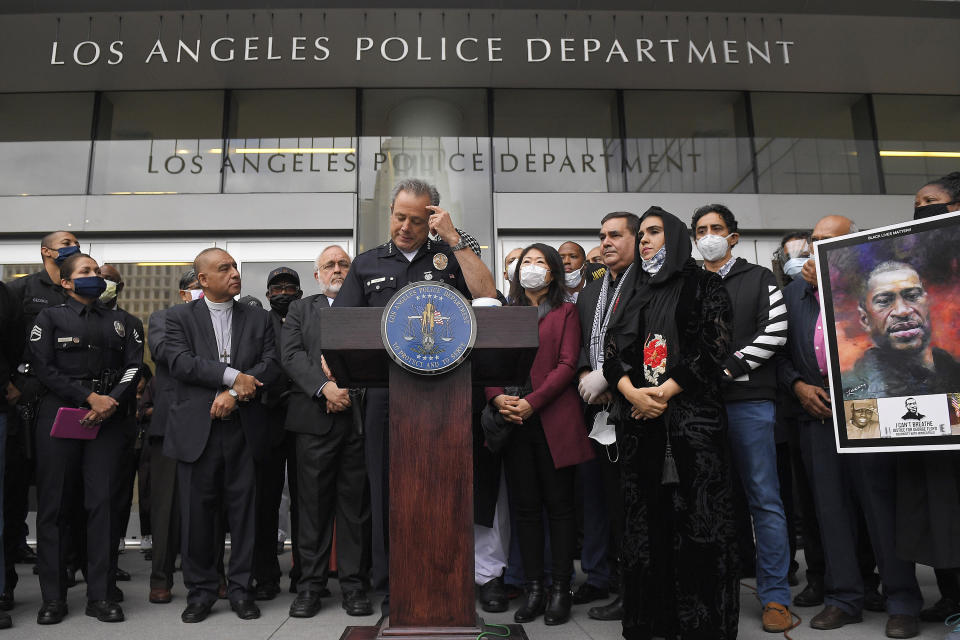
[318,260,350,271]
[268,284,301,295]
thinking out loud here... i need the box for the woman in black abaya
[603,206,740,640]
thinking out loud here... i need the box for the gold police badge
[432,253,448,270]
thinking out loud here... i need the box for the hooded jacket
[715,257,787,403]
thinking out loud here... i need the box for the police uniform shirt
[6,269,71,361]
[334,238,472,308]
[28,297,144,408]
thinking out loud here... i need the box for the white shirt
[204,297,240,387]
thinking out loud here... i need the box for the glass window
[224,89,357,193]
[873,95,960,195]
[0,93,94,196]
[90,91,224,195]
[623,90,753,193]
[492,90,622,193]
[358,90,493,265]
[750,92,880,194]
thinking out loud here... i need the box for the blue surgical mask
[53,245,80,265]
[783,257,807,280]
[72,276,107,299]
[642,247,666,275]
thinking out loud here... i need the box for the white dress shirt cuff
[223,367,241,388]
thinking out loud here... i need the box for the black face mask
[914,202,956,220]
[268,293,300,316]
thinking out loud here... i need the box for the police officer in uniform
[334,178,497,611]
[2,230,81,607]
[29,252,143,624]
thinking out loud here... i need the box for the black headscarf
[606,206,695,345]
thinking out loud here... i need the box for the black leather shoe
[230,599,261,620]
[181,601,213,623]
[588,596,623,621]
[109,585,125,602]
[920,596,960,622]
[514,580,546,623]
[37,600,68,625]
[793,581,824,607]
[0,589,13,611]
[289,591,322,618]
[571,582,609,605]
[0,610,9,629]
[254,582,280,601]
[544,581,572,626]
[343,590,374,617]
[885,614,919,639]
[810,605,863,630]
[85,600,124,622]
[114,568,131,582]
[478,576,508,613]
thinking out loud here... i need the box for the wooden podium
[320,305,539,640]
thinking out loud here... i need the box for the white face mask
[783,257,807,279]
[183,289,204,300]
[564,268,583,289]
[588,410,619,462]
[696,234,730,262]
[505,258,519,281]
[519,264,549,291]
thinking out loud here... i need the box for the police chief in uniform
[29,253,143,625]
[3,230,81,606]
[333,178,497,608]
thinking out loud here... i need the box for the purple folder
[50,407,101,440]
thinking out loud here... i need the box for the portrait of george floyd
[816,211,960,451]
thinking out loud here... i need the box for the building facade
[1,1,958,314]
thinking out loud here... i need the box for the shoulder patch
[114,320,125,338]
[30,325,42,342]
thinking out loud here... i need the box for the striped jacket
[716,257,788,403]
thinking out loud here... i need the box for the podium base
[339,622,529,640]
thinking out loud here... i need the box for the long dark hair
[508,243,567,309]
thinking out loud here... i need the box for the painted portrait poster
[816,211,960,452]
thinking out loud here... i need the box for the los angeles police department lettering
[50,35,794,67]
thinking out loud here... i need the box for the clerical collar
[204,297,235,311]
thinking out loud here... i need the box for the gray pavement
[0,545,955,640]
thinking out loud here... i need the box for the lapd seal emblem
[381,281,476,376]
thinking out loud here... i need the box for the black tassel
[661,437,679,486]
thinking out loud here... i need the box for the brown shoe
[885,614,919,639]
[762,602,792,633]
[810,605,863,630]
[149,588,172,604]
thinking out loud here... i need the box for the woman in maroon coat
[486,243,594,626]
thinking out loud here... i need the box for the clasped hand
[81,392,119,427]
[232,372,263,401]
[493,394,533,424]
[624,386,668,420]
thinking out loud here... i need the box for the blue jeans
[726,400,790,606]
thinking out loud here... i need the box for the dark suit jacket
[280,294,351,436]
[163,299,281,463]
[575,268,634,373]
[147,307,175,438]
[487,303,593,469]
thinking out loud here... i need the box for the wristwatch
[450,236,469,252]
[228,389,239,399]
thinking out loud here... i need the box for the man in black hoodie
[691,204,792,633]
